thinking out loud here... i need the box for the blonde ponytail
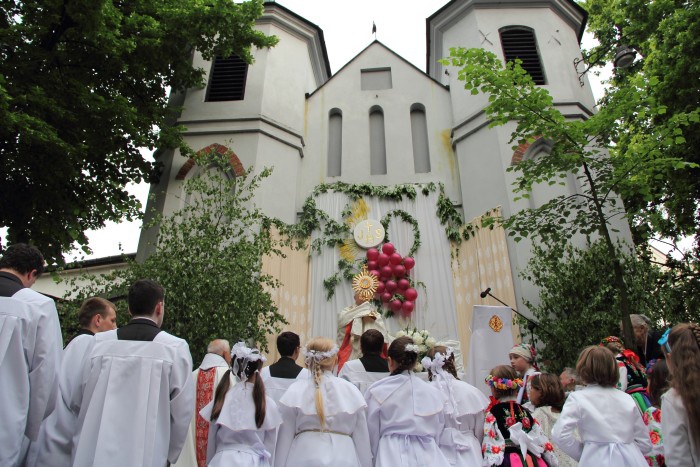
[303,337,338,431]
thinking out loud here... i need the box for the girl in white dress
[551,346,652,466]
[421,346,489,466]
[529,373,577,467]
[201,342,282,467]
[660,323,700,466]
[365,336,451,467]
[274,337,371,467]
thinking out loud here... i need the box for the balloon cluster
[366,243,417,316]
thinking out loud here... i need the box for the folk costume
[661,388,699,467]
[642,405,665,467]
[531,406,578,467]
[509,343,538,407]
[0,272,63,466]
[551,384,652,466]
[365,370,450,467]
[69,318,195,467]
[174,352,233,467]
[338,353,389,393]
[201,343,282,467]
[422,350,490,466]
[274,345,371,467]
[601,336,651,413]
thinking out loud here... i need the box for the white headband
[231,342,266,380]
[302,345,339,364]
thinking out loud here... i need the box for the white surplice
[274,371,371,467]
[173,353,232,467]
[200,381,282,467]
[551,384,652,466]
[69,329,195,467]
[0,288,63,466]
[260,366,310,404]
[338,359,389,393]
[365,371,451,467]
[26,334,95,467]
[661,388,700,467]
[428,373,489,466]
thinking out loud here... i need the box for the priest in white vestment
[260,331,310,403]
[0,244,63,466]
[337,293,388,372]
[69,279,195,467]
[338,329,389,393]
[174,339,233,467]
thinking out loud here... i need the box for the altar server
[365,336,450,467]
[261,331,310,403]
[339,329,390,393]
[552,346,651,466]
[0,243,62,466]
[200,342,282,466]
[275,337,371,467]
[422,346,489,466]
[69,279,195,467]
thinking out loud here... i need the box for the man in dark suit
[260,331,309,401]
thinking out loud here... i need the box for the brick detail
[510,136,543,166]
[175,143,246,180]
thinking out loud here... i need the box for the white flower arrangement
[392,327,437,372]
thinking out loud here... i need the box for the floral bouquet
[394,327,436,372]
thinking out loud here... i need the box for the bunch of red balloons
[366,243,418,316]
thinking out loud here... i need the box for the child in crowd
[552,346,651,466]
[201,342,282,467]
[529,373,578,467]
[509,343,538,407]
[422,346,489,466]
[660,323,700,465]
[643,358,669,466]
[365,336,450,467]
[601,336,650,412]
[274,337,370,467]
[482,365,557,467]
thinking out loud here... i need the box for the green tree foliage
[58,151,287,362]
[441,47,697,345]
[0,0,278,263]
[523,240,699,373]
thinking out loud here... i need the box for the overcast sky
[68,0,611,261]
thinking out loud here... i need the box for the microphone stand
[481,289,550,341]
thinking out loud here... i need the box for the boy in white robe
[0,243,62,466]
[339,329,389,393]
[69,279,195,467]
[261,331,309,403]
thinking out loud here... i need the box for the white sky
[62,1,618,261]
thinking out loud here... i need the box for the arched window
[327,108,343,177]
[499,27,546,85]
[410,104,431,173]
[369,106,387,175]
[206,54,248,102]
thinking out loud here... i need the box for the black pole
[480,287,550,339]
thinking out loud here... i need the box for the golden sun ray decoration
[352,265,379,301]
[339,198,370,262]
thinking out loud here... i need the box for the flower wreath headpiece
[231,342,266,380]
[404,343,420,353]
[303,345,339,365]
[600,336,623,346]
[485,374,524,390]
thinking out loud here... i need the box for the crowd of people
[1,242,700,467]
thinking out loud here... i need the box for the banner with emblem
[465,305,515,397]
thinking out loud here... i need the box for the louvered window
[206,55,248,102]
[500,27,546,85]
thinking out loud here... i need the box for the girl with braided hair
[200,342,282,466]
[274,337,370,467]
[660,323,700,465]
[365,336,450,466]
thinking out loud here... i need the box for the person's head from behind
[360,329,384,356]
[529,373,566,410]
[509,343,534,374]
[78,297,117,333]
[426,345,458,380]
[646,359,669,407]
[666,323,700,447]
[0,243,45,287]
[207,339,231,365]
[575,346,618,387]
[559,367,578,391]
[486,364,521,400]
[304,337,339,430]
[127,279,165,326]
[387,336,419,375]
[277,331,301,359]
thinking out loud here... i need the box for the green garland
[380,210,421,257]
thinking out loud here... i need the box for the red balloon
[390,299,403,312]
[382,243,395,255]
[385,280,397,293]
[381,292,392,303]
[369,269,380,278]
[366,248,379,261]
[367,260,378,271]
[402,300,414,313]
[404,288,418,301]
[393,265,406,278]
[403,257,415,270]
[389,252,403,265]
[376,282,385,294]
[397,278,410,290]
[377,253,390,267]
[380,266,393,278]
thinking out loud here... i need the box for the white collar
[200,353,229,370]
